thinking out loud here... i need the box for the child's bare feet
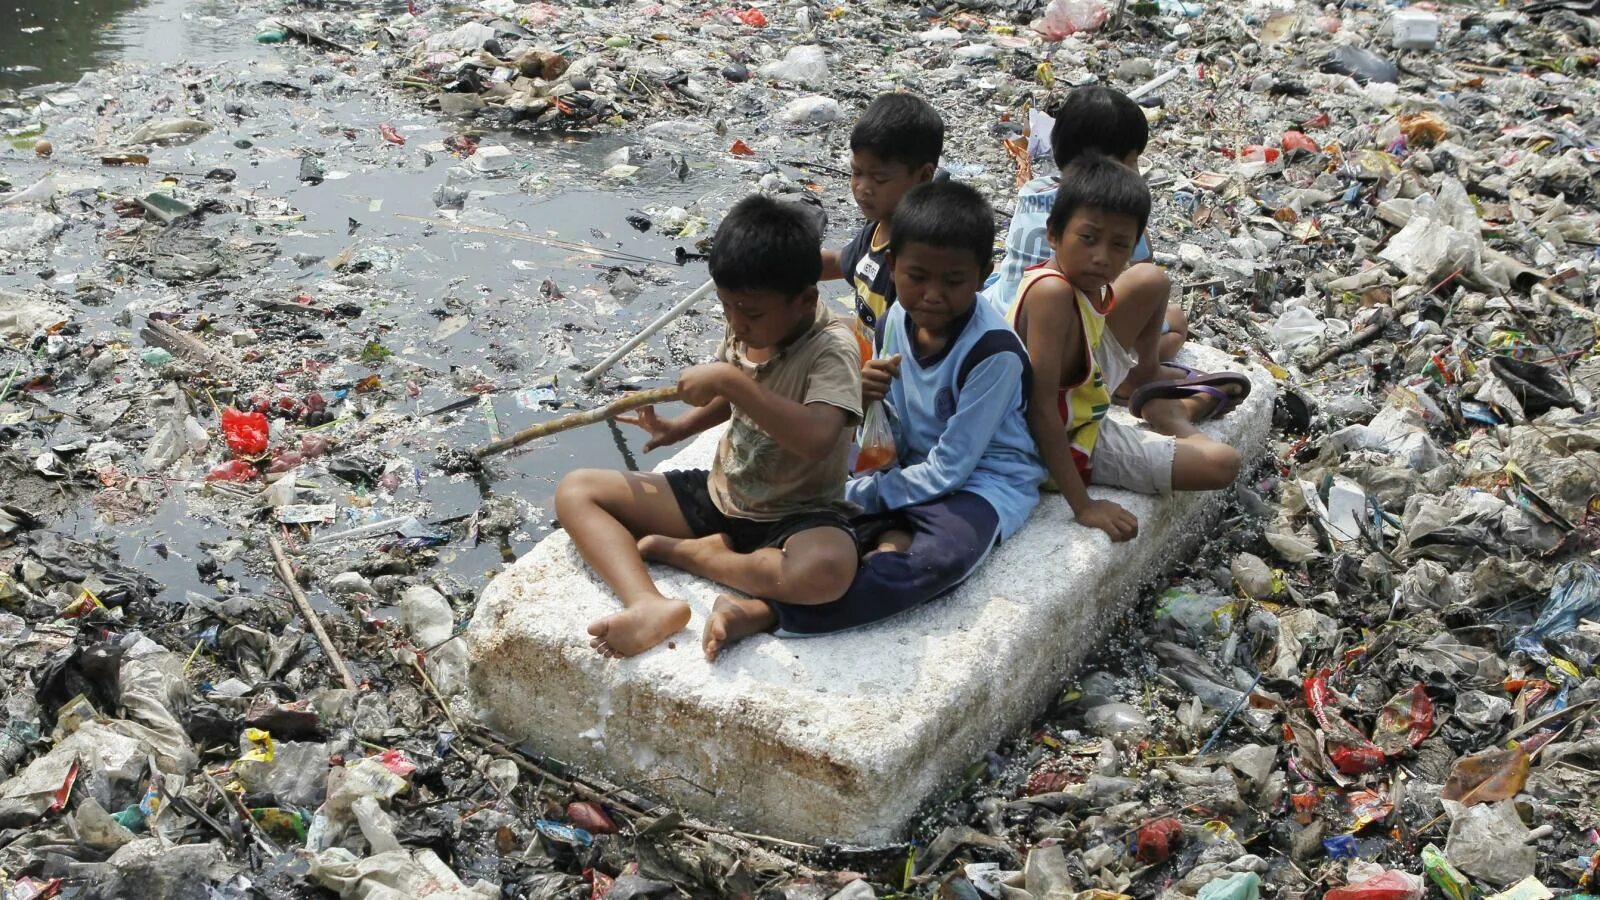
[702,594,776,662]
[638,533,733,570]
[587,596,691,658]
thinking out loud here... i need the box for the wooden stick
[267,533,358,691]
[1304,308,1392,372]
[396,214,668,268]
[474,386,679,458]
[582,279,717,384]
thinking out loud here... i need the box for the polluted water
[2,0,1600,896]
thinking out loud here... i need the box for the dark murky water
[1,0,832,611]
[2,0,252,88]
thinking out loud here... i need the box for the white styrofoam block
[466,346,1275,843]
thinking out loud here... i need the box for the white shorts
[1086,333,1175,495]
[1091,413,1175,496]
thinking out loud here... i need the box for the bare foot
[587,596,691,658]
[702,594,776,662]
[637,533,733,572]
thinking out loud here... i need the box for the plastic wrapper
[221,407,270,457]
[1031,0,1108,39]
[1421,844,1474,900]
[206,459,259,483]
[1324,870,1424,900]
[1372,683,1433,756]
[1305,669,1386,775]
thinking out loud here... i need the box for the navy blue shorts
[664,469,852,555]
[769,491,1001,636]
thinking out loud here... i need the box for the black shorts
[664,469,853,555]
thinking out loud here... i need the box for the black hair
[1046,152,1152,238]
[1049,84,1149,170]
[709,195,822,297]
[850,93,945,170]
[887,180,995,270]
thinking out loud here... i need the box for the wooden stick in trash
[267,533,359,691]
[474,386,680,458]
[1304,308,1393,373]
[581,278,717,385]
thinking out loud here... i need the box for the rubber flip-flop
[1129,371,1253,422]
[1112,362,1205,406]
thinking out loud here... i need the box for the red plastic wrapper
[205,459,259,483]
[300,435,331,458]
[1025,768,1073,796]
[267,451,304,474]
[1281,130,1319,153]
[1305,669,1387,775]
[1135,817,1184,864]
[585,868,614,900]
[222,407,270,456]
[567,801,618,835]
[379,123,405,145]
[1346,788,1393,830]
[1372,683,1433,756]
[1323,870,1423,900]
[735,7,767,26]
[374,749,416,778]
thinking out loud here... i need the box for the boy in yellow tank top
[1007,154,1249,541]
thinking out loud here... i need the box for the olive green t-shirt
[708,305,863,522]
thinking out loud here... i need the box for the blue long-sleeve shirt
[846,299,1045,539]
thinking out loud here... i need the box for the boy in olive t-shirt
[556,196,863,661]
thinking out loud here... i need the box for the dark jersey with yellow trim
[839,220,895,341]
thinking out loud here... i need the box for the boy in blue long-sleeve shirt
[699,181,1045,654]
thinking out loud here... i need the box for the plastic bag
[1268,306,1328,349]
[854,402,896,473]
[1324,870,1424,900]
[1320,45,1399,84]
[206,459,259,483]
[1513,562,1600,657]
[1031,0,1107,39]
[221,407,269,457]
[757,45,829,87]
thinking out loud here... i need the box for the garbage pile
[5,0,1600,895]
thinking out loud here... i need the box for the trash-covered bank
[4,0,1600,895]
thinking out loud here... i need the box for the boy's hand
[861,355,901,406]
[615,405,682,452]
[1076,499,1139,542]
[677,363,738,407]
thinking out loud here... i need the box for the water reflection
[2,0,245,89]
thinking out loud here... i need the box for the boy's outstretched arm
[1020,282,1139,542]
[848,352,1024,515]
[616,399,731,453]
[821,249,845,282]
[680,362,853,463]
